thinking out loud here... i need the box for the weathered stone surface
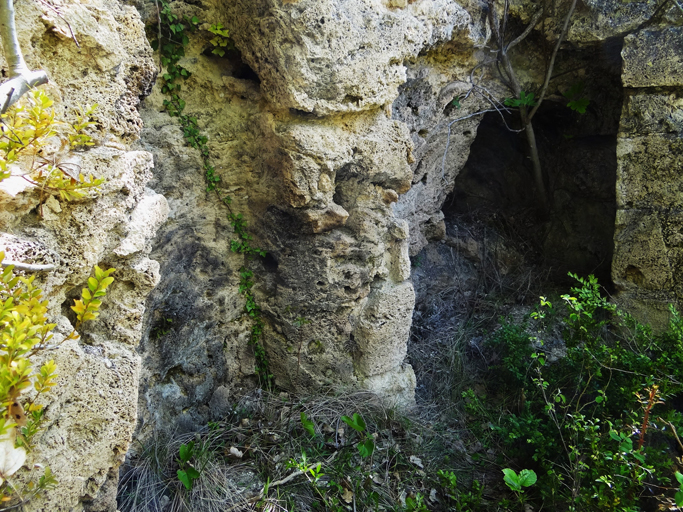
[392,55,489,254]
[224,0,481,115]
[623,28,683,88]
[616,134,683,209]
[512,0,680,45]
[612,17,683,328]
[568,0,667,42]
[613,209,678,327]
[613,209,674,292]
[0,0,157,510]
[619,90,683,136]
[131,0,491,436]
[353,280,415,376]
[0,148,162,512]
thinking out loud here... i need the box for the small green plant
[68,103,98,148]
[504,91,537,108]
[675,471,683,507]
[151,317,173,340]
[405,492,429,512]
[502,468,536,508]
[176,441,200,490]
[437,469,458,492]
[300,412,316,437]
[70,266,116,335]
[341,413,375,458]
[563,82,590,114]
[0,90,104,202]
[290,450,324,484]
[149,0,198,100]
[208,23,232,57]
[437,469,485,510]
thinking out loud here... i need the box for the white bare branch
[0,259,56,272]
[0,0,48,113]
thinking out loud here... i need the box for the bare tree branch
[487,0,549,209]
[0,0,48,113]
[506,8,545,52]
[0,259,55,272]
[528,0,578,121]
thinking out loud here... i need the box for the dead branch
[0,259,56,272]
[0,0,49,113]
[507,8,545,52]
[528,0,578,121]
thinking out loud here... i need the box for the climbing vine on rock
[149,1,272,386]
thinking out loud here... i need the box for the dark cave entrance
[444,49,624,288]
[409,41,626,405]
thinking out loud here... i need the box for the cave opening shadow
[444,99,620,289]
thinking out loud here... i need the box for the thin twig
[528,0,578,121]
[506,8,544,52]
[502,0,509,46]
[471,86,523,132]
[155,0,163,72]
[0,260,55,272]
[440,84,524,179]
[36,0,80,48]
[659,417,683,453]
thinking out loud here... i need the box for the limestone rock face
[224,0,478,115]
[392,50,490,255]
[612,11,683,327]
[134,0,489,439]
[0,0,158,510]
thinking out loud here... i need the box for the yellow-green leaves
[0,90,57,178]
[34,360,56,397]
[68,103,98,149]
[0,90,104,205]
[32,169,105,202]
[208,23,232,57]
[0,252,54,438]
[0,253,115,500]
[71,266,115,331]
[0,255,113,499]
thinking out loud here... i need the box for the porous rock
[0,0,159,510]
[133,0,489,440]
[224,0,479,114]
[612,17,683,327]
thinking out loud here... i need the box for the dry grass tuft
[118,389,463,511]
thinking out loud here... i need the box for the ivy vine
[150,0,272,386]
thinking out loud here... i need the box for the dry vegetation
[118,210,561,512]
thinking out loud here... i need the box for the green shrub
[0,89,103,201]
[475,274,683,511]
[0,254,114,504]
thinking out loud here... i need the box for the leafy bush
[475,274,683,511]
[0,254,114,505]
[0,89,103,202]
